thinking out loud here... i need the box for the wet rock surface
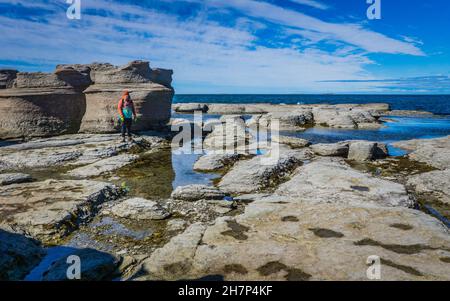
[193,153,241,172]
[0,133,164,171]
[0,179,122,243]
[171,185,228,202]
[105,198,170,221]
[0,173,32,185]
[407,170,450,205]
[67,154,139,178]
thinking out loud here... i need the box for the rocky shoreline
[1,74,450,280]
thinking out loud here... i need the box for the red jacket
[117,92,136,119]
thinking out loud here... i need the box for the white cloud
[189,0,424,56]
[290,0,330,10]
[0,0,428,93]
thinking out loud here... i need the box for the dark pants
[121,118,133,137]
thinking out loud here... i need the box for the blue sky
[0,0,449,94]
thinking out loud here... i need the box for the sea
[174,94,450,115]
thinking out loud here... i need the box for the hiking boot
[121,137,126,143]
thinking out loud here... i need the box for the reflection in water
[282,116,450,154]
[116,145,219,200]
[115,149,176,199]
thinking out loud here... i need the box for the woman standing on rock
[118,90,137,142]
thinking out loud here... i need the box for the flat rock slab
[171,185,228,202]
[271,135,310,148]
[0,173,32,186]
[311,143,349,157]
[393,136,450,170]
[275,158,414,208]
[218,148,312,194]
[407,169,450,205]
[140,201,450,280]
[67,154,138,178]
[193,153,241,172]
[140,223,207,280]
[105,198,170,220]
[0,180,121,243]
[0,229,45,280]
[0,133,161,171]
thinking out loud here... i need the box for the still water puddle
[280,115,450,157]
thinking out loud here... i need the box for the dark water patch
[94,217,153,240]
[0,139,22,148]
[421,204,450,228]
[114,149,175,199]
[309,228,344,238]
[381,258,423,277]
[440,257,450,263]
[282,216,299,222]
[354,238,449,254]
[256,261,284,276]
[163,262,191,275]
[351,186,370,192]
[389,224,414,231]
[286,267,312,281]
[349,157,436,181]
[223,264,248,275]
[256,261,311,281]
[221,220,250,240]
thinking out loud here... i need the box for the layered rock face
[0,60,174,139]
[79,61,174,133]
[0,66,91,139]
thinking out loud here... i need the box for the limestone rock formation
[80,60,174,133]
[0,70,18,89]
[0,60,174,139]
[0,66,91,139]
[347,141,378,162]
